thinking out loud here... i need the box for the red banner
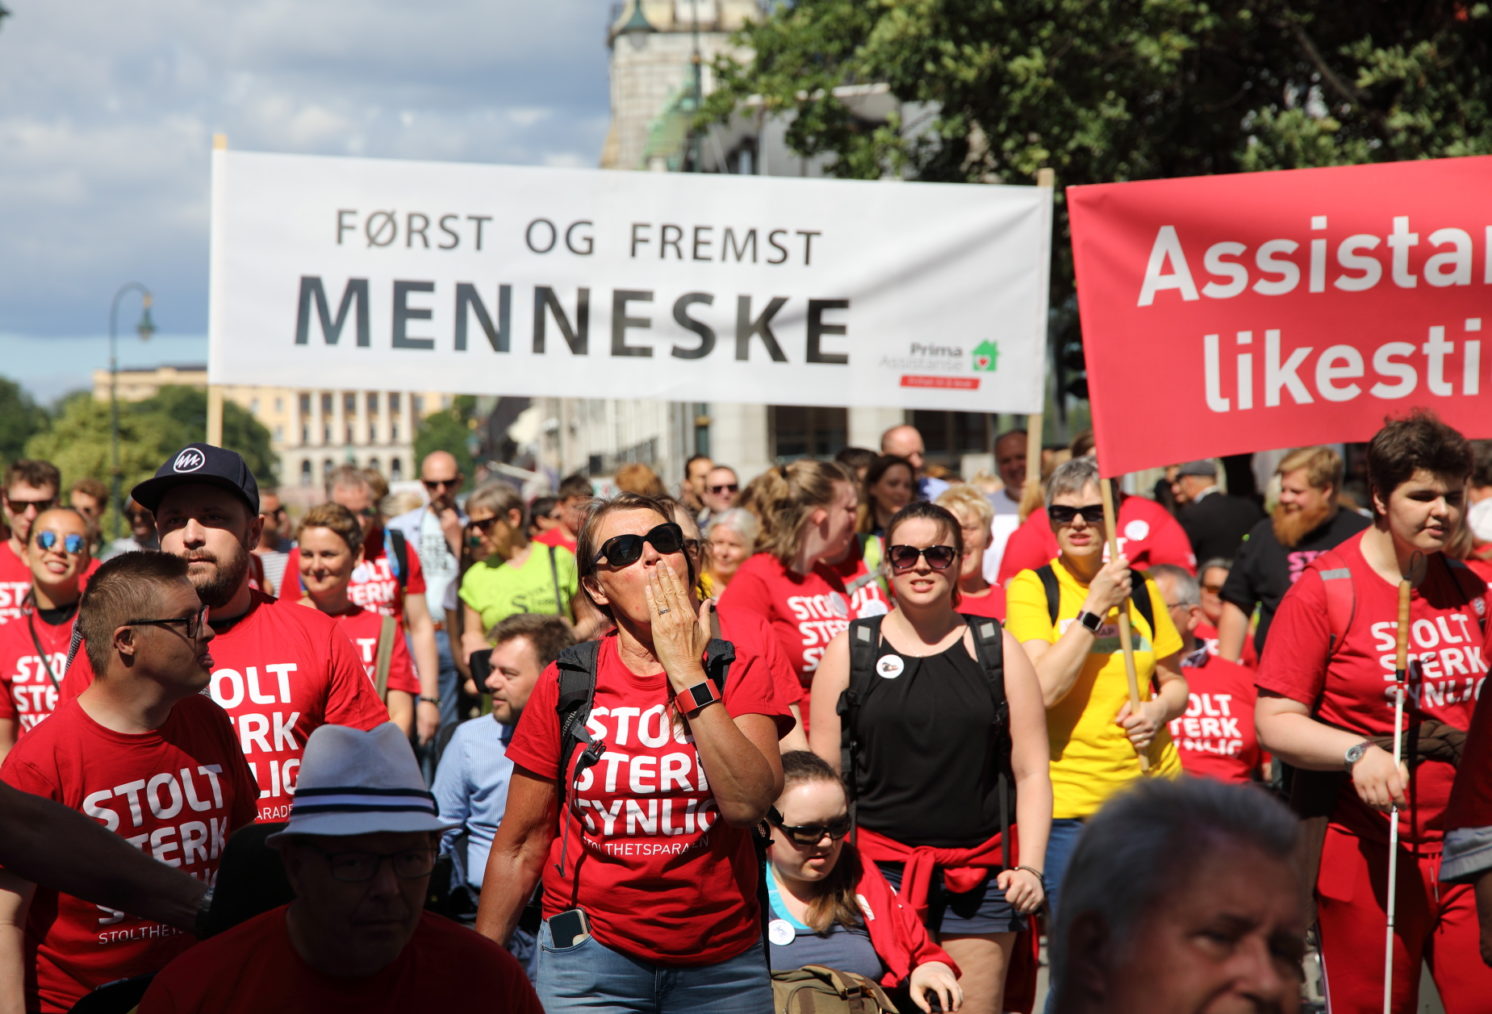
[1068,156,1492,477]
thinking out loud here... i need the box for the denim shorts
[878,861,1024,936]
[536,917,773,1014]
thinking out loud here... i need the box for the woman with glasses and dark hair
[458,483,581,665]
[1002,456,1188,929]
[810,502,1051,1014]
[766,751,961,1012]
[476,492,790,1014]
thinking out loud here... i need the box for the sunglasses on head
[34,531,86,555]
[769,808,853,847]
[593,522,685,568]
[708,483,739,494]
[886,544,957,571]
[1049,503,1105,526]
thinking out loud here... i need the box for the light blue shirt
[432,715,515,889]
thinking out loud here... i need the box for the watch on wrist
[1076,610,1104,634]
[1344,740,1372,773]
[676,680,722,715]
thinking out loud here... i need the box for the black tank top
[850,634,1004,848]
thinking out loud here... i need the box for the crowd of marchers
[0,409,1487,1013]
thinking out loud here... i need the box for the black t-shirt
[1220,508,1371,653]
[849,636,1004,849]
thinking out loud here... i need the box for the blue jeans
[1043,817,1086,924]
[536,918,773,1014]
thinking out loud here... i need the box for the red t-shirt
[718,554,887,705]
[284,529,427,620]
[534,526,578,554]
[1167,654,1261,784]
[318,605,421,697]
[997,496,1197,583]
[506,633,790,965]
[1258,533,1491,843]
[825,548,893,621]
[0,609,73,734]
[61,592,389,822]
[1,695,257,1013]
[715,609,798,722]
[0,545,99,625]
[956,587,1006,621]
[137,906,542,1014]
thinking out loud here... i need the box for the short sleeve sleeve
[1255,568,1331,706]
[505,663,563,780]
[716,559,774,623]
[1003,569,1055,644]
[324,628,393,730]
[1220,527,1263,611]
[403,542,428,597]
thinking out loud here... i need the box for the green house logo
[972,340,999,372]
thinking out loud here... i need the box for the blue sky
[0,1,612,403]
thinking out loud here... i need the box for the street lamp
[109,283,155,540]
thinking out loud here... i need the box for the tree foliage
[707,1,1492,395]
[0,378,49,466]
[413,394,477,479]
[24,387,276,529]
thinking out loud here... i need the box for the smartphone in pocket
[548,907,591,948]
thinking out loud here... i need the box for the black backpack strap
[552,640,603,878]
[547,544,563,616]
[1036,564,1060,626]
[702,637,736,693]
[965,615,1014,869]
[1128,568,1155,642]
[838,616,885,830]
[387,528,410,589]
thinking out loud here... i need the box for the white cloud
[0,0,613,378]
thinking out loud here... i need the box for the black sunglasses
[887,544,957,571]
[124,605,210,641]
[1049,503,1105,526]
[708,483,739,494]
[467,517,500,533]
[769,808,853,847]
[5,496,54,514]
[422,477,459,490]
[593,522,685,568]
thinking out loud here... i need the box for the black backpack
[837,614,1017,868]
[1033,563,1154,635]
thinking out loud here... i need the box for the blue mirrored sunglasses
[34,531,86,555]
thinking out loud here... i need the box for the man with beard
[1216,446,1368,663]
[60,444,387,822]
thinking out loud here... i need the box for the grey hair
[1148,564,1200,609]
[466,481,523,521]
[1044,456,1101,503]
[1199,557,1233,576]
[1049,778,1301,1004]
[706,508,760,550]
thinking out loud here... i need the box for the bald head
[881,424,926,475]
[419,451,463,510]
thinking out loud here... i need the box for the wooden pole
[1021,168,1057,519]
[1099,476,1149,773]
[207,133,228,447]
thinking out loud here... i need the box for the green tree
[25,386,276,533]
[413,395,477,478]
[707,1,1492,395]
[0,377,49,465]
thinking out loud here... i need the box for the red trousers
[1317,824,1492,1013]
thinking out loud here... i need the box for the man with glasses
[287,466,442,746]
[389,451,467,738]
[0,460,99,623]
[697,465,740,527]
[140,723,542,1012]
[60,444,388,824]
[0,551,258,1013]
[0,508,92,756]
[1148,565,1263,784]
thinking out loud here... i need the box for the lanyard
[24,602,63,690]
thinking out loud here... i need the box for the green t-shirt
[459,544,579,636]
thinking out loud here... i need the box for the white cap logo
[173,448,206,473]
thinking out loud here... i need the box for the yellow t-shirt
[1005,558,1184,819]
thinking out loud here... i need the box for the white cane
[1384,569,1408,1014]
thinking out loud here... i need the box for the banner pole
[1099,473,1149,773]
[207,133,228,447]
[1020,168,1057,518]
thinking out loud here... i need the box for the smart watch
[676,680,722,715]
[1076,610,1104,634]
[1343,740,1373,773]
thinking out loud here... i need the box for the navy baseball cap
[131,443,260,516]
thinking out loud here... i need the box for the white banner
[209,149,1051,411]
